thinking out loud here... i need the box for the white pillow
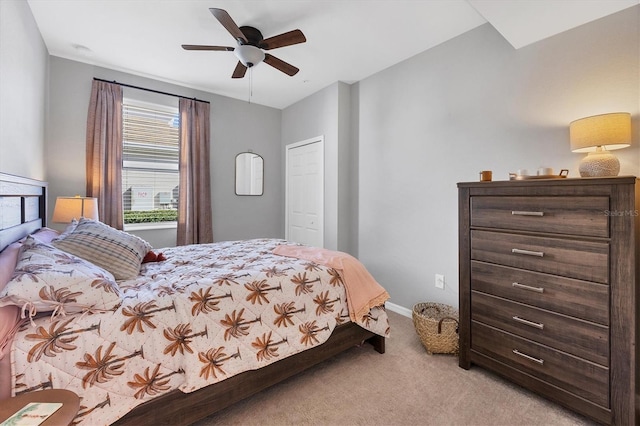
[53,219,78,241]
[0,236,122,318]
[52,218,151,280]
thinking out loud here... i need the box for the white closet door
[285,137,324,247]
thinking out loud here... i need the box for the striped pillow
[53,218,151,280]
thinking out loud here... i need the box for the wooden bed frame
[0,173,47,252]
[0,172,385,425]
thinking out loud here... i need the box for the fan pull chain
[248,67,253,104]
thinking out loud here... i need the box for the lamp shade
[52,196,99,223]
[569,112,631,153]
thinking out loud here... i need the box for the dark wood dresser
[457,177,638,425]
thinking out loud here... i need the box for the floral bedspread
[10,239,389,425]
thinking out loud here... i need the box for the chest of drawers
[458,177,638,425]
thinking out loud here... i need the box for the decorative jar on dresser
[457,176,638,425]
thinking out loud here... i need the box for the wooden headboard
[0,173,48,252]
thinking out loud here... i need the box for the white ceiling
[27,0,639,110]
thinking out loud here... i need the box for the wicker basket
[412,302,459,355]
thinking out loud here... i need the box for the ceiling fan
[182,8,306,79]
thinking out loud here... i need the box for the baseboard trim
[385,302,411,318]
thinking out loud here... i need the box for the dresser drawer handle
[512,316,544,330]
[513,349,545,365]
[512,282,544,293]
[511,210,544,217]
[511,248,544,257]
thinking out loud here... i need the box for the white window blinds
[122,101,180,223]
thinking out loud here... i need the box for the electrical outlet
[435,274,445,290]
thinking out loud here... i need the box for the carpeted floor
[194,310,595,425]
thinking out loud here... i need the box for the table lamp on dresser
[569,112,631,177]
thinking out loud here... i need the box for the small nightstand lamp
[52,196,99,223]
[569,112,631,177]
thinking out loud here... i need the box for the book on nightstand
[0,402,63,426]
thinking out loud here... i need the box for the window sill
[124,222,177,232]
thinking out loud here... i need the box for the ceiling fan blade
[182,45,234,51]
[264,54,299,76]
[259,29,306,50]
[232,61,247,79]
[210,8,247,44]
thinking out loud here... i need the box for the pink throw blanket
[273,245,389,321]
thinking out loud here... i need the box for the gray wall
[0,0,48,180]
[356,7,639,312]
[46,57,283,247]
[281,81,355,253]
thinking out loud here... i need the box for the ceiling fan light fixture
[234,45,265,67]
[184,8,306,78]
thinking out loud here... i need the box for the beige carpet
[194,310,595,426]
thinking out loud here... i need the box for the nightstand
[0,389,80,426]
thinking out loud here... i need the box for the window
[122,100,180,229]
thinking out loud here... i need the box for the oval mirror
[235,152,264,196]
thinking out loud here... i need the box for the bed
[0,173,389,425]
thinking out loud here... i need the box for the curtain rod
[93,77,210,104]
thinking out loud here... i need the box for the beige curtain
[86,80,124,229]
[177,98,213,245]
